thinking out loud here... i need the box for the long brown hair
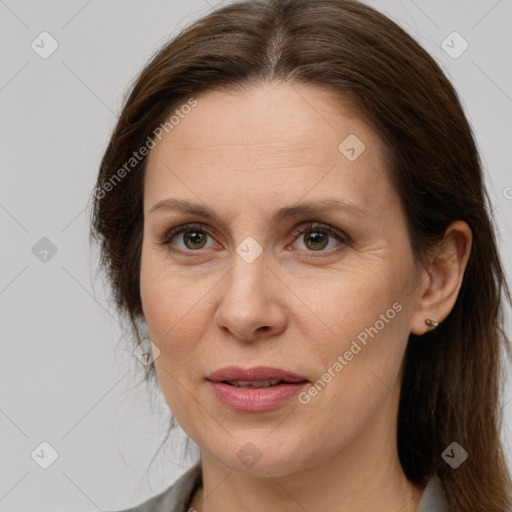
[90,0,512,509]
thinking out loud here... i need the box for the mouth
[206,366,309,411]
[223,379,286,388]
[206,365,308,383]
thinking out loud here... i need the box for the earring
[425,318,439,330]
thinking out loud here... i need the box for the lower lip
[207,381,308,412]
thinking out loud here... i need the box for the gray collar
[416,474,450,512]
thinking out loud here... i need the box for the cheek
[140,280,205,357]
[295,263,408,346]
[290,282,411,452]
[141,245,197,336]
[295,263,414,406]
[139,262,206,421]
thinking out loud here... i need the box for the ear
[410,220,472,335]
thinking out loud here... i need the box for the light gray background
[1,0,511,510]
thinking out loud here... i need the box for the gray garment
[111,463,450,512]
[416,475,450,512]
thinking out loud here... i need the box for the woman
[91,0,512,510]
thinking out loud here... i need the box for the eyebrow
[148,197,369,225]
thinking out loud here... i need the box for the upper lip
[206,366,309,383]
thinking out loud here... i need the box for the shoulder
[106,463,202,512]
[416,474,450,512]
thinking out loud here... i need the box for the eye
[290,222,350,253]
[159,223,218,255]
[159,221,351,257]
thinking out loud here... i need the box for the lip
[206,366,309,412]
[207,366,308,383]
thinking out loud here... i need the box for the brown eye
[303,231,329,251]
[160,221,350,258]
[160,223,217,254]
[181,229,208,250]
[291,222,350,253]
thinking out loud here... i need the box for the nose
[214,249,287,343]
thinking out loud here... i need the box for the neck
[189,409,424,512]
[189,373,424,512]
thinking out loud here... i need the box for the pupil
[307,231,328,250]
[186,231,206,249]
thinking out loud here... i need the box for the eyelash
[158,222,351,258]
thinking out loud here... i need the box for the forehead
[149,82,377,157]
[144,82,393,218]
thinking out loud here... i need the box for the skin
[140,81,472,512]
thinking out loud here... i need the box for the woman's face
[140,82,425,477]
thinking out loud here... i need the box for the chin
[202,431,320,478]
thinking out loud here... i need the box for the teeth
[225,379,281,388]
